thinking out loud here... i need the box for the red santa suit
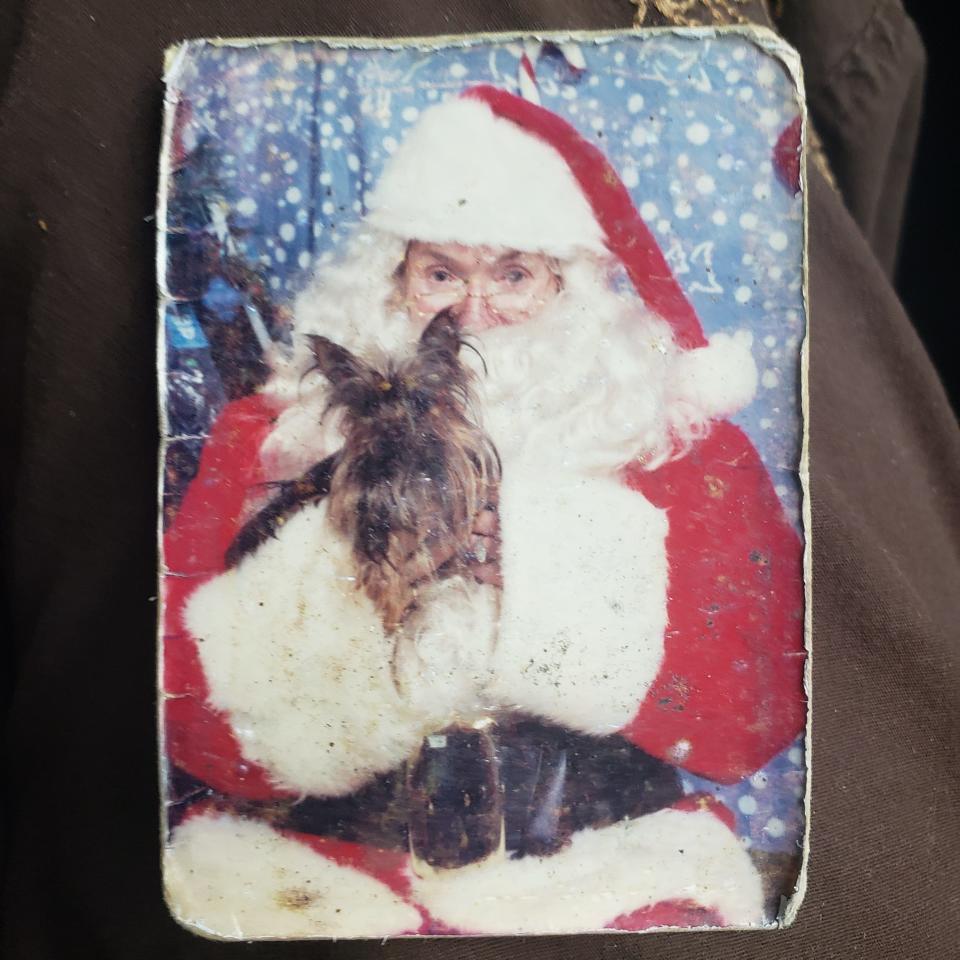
[160,86,806,938]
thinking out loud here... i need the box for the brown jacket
[1,1,956,957]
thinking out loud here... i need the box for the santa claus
[161,85,806,938]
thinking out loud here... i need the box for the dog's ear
[417,309,462,360]
[307,335,366,386]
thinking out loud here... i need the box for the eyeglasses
[407,264,561,310]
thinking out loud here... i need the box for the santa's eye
[429,267,455,283]
[500,267,530,284]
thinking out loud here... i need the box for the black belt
[169,715,682,869]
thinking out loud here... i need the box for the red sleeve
[621,421,807,784]
[161,393,294,800]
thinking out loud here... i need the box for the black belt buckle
[406,723,505,873]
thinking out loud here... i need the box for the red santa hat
[366,84,709,351]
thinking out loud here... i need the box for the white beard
[259,256,713,482]
[465,265,688,475]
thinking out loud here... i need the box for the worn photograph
[158,30,809,939]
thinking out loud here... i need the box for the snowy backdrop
[160,32,807,861]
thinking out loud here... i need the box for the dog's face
[308,310,499,630]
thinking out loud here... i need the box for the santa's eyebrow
[494,250,526,264]
[420,248,465,270]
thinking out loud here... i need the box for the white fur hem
[410,808,764,934]
[164,811,421,939]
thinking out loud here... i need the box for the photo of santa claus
[159,34,808,939]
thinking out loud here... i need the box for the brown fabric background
[1,1,957,957]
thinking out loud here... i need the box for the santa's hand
[464,507,503,588]
[425,504,502,588]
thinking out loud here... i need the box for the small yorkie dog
[227,309,501,634]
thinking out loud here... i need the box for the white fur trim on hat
[366,97,607,258]
[164,811,421,939]
[410,807,765,934]
[669,329,759,421]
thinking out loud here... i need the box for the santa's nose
[452,291,497,331]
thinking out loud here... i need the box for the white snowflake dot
[686,121,710,145]
[696,174,715,194]
[347,153,360,172]
[788,747,803,765]
[762,369,780,388]
[321,67,335,83]
[712,209,727,225]
[769,230,789,251]
[235,197,257,216]
[449,62,467,78]
[764,335,777,348]
[757,63,776,86]
[764,817,786,838]
[739,211,759,230]
[739,87,754,102]
[640,201,659,220]
[298,250,311,269]
[738,795,758,815]
[279,223,295,243]
[750,771,770,790]
[340,116,355,134]
[675,200,692,219]
[735,286,752,304]
[718,153,734,171]
[285,186,302,204]
[284,159,298,175]
[754,182,772,201]
[383,136,398,154]
[627,93,644,113]
[402,106,419,123]
[622,165,639,189]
